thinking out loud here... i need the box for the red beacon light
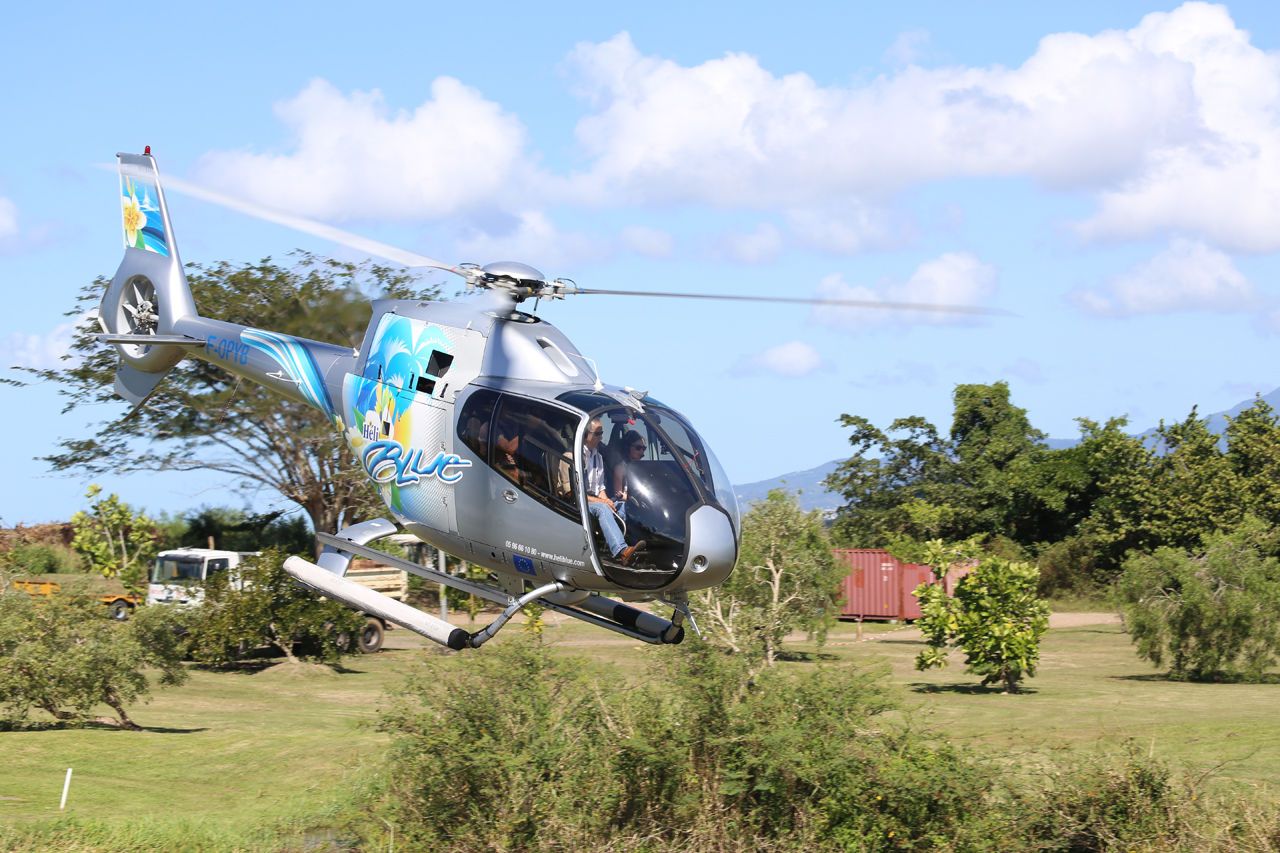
[144,145,151,155]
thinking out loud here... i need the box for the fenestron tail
[97,152,204,411]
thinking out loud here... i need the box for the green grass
[3,612,1279,847]
[796,621,1280,796]
[0,655,400,829]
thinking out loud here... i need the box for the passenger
[494,408,523,483]
[583,418,644,565]
[610,429,646,521]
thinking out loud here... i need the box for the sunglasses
[589,429,604,436]
[631,444,646,452]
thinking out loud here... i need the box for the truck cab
[147,548,257,607]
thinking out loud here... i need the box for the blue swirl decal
[242,329,338,423]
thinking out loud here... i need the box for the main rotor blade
[576,288,1015,317]
[159,175,465,277]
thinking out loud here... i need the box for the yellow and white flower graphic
[122,182,145,248]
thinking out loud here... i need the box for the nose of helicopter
[679,505,738,590]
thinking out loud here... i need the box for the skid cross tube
[469,582,566,647]
[314,533,684,645]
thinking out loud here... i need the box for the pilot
[584,418,644,565]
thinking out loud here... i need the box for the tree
[186,548,365,666]
[70,484,159,589]
[23,254,436,538]
[827,382,1068,550]
[1115,517,1280,682]
[156,504,313,553]
[913,540,1050,693]
[0,585,188,729]
[696,490,844,667]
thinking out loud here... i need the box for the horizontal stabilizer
[283,556,469,650]
[97,334,205,347]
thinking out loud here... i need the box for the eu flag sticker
[514,555,536,575]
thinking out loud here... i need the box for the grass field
[2,608,1278,843]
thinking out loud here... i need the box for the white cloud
[852,360,939,387]
[0,198,17,239]
[191,77,542,224]
[1067,239,1260,316]
[885,30,931,66]
[621,224,674,258]
[189,4,1280,255]
[731,340,832,378]
[810,252,997,332]
[785,203,908,255]
[1004,357,1047,384]
[0,315,91,370]
[563,20,1205,206]
[715,222,783,264]
[452,211,608,271]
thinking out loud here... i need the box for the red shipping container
[833,550,972,621]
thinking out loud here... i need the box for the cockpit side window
[456,389,499,462]
[645,408,716,494]
[490,395,581,519]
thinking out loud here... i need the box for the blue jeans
[589,501,626,557]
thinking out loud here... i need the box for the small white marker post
[59,768,72,810]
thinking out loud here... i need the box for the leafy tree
[827,382,1068,549]
[1072,399,1280,579]
[23,254,436,538]
[0,585,188,729]
[696,490,844,666]
[1115,517,1280,681]
[185,548,364,666]
[70,484,158,588]
[913,539,1050,693]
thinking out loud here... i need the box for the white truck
[148,548,408,653]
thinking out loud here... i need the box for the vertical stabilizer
[99,153,198,377]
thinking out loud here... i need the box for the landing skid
[282,530,687,651]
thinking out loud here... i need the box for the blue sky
[5,0,1280,524]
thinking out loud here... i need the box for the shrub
[1035,533,1106,598]
[0,583,187,729]
[376,636,992,852]
[914,541,1051,693]
[184,548,364,666]
[9,542,83,575]
[1116,516,1280,681]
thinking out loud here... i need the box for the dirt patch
[1048,612,1120,628]
[253,662,341,680]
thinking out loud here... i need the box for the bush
[376,636,992,852]
[1116,517,1280,681]
[1035,534,1107,598]
[9,543,83,575]
[0,583,187,730]
[184,548,364,667]
[915,542,1051,693]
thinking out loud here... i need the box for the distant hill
[733,459,844,512]
[736,387,1280,513]
[1045,386,1280,448]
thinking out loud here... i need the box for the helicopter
[96,150,1006,652]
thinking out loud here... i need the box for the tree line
[826,380,1280,594]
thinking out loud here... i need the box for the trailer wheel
[108,600,132,622]
[357,617,384,654]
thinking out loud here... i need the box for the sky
[5,0,1280,524]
